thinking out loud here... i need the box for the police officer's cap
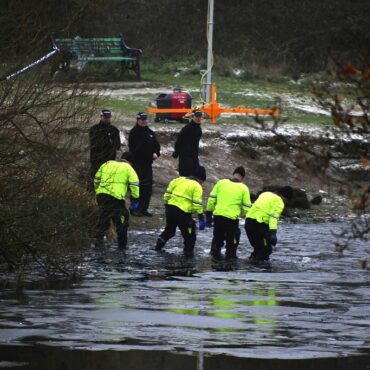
[121,151,134,163]
[195,166,206,181]
[192,109,203,118]
[136,112,148,120]
[101,109,112,118]
[233,166,246,178]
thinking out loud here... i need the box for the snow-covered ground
[88,86,332,115]
[86,84,367,120]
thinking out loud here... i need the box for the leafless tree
[273,52,369,264]
[319,55,369,263]
[0,0,102,280]
[0,67,100,278]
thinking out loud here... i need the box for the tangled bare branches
[248,52,369,265]
[0,69,98,278]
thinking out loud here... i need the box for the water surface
[0,221,369,369]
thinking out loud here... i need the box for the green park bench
[52,34,142,80]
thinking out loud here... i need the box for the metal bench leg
[135,62,141,81]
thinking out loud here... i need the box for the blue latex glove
[205,211,213,227]
[130,199,139,211]
[198,219,206,231]
[267,230,277,246]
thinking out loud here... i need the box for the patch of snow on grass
[235,89,331,116]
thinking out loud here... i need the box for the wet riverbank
[118,121,370,228]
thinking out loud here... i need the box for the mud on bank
[115,121,369,230]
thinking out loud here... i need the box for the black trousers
[211,216,241,258]
[90,160,103,180]
[88,161,104,192]
[159,205,196,252]
[244,218,272,261]
[178,156,199,177]
[133,162,153,213]
[96,193,130,248]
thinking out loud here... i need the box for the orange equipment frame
[148,84,280,123]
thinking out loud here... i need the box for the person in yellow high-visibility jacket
[245,186,293,261]
[206,166,251,260]
[154,166,206,257]
[94,152,139,249]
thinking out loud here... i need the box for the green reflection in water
[167,308,200,315]
[165,283,280,334]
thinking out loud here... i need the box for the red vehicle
[154,88,192,123]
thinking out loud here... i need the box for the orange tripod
[148,84,281,123]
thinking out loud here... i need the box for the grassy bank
[96,59,333,127]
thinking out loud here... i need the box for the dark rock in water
[290,188,311,209]
[311,195,323,205]
[260,185,311,209]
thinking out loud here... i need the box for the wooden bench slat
[52,35,142,80]
[78,56,136,61]
[54,38,120,42]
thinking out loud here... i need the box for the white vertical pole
[205,0,214,103]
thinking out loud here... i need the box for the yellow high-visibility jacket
[207,179,251,220]
[164,177,203,215]
[94,160,140,200]
[246,192,284,230]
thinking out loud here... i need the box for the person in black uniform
[89,109,121,179]
[128,112,161,217]
[172,109,203,176]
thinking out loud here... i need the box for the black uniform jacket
[128,124,161,164]
[89,120,121,164]
[174,120,202,158]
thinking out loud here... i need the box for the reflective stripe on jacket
[246,191,284,230]
[94,160,140,200]
[207,179,251,220]
[164,177,203,215]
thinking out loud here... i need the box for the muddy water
[0,221,369,370]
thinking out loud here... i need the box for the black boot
[154,237,166,251]
[210,245,222,260]
[183,247,194,258]
[225,246,238,260]
[249,252,257,261]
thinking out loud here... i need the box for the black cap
[136,112,148,120]
[195,166,206,181]
[192,109,203,118]
[233,166,246,178]
[278,186,293,201]
[101,109,112,118]
[121,151,134,163]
